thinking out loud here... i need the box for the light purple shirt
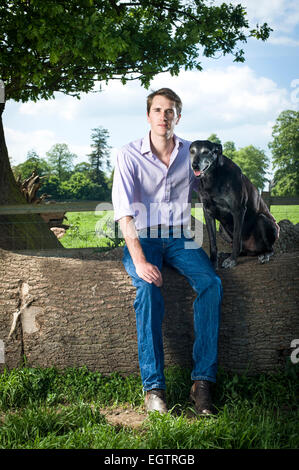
[112,132,198,231]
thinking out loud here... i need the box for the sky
[3,0,299,184]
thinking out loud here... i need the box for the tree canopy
[1,0,271,103]
[46,143,77,181]
[269,110,299,196]
[88,126,111,182]
[232,145,269,191]
[207,134,269,192]
[0,0,272,250]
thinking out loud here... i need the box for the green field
[61,210,117,249]
[60,205,299,249]
[269,205,299,224]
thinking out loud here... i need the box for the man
[112,88,222,415]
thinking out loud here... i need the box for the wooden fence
[261,193,299,207]
[0,194,298,216]
[0,200,110,215]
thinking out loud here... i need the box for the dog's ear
[215,143,224,166]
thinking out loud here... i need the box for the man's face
[147,95,181,139]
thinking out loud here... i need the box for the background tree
[207,135,237,161]
[73,162,93,176]
[88,126,111,184]
[60,172,107,201]
[223,141,237,160]
[233,145,269,191]
[46,143,77,182]
[205,135,268,190]
[268,110,299,196]
[207,133,222,144]
[0,0,271,249]
[40,174,63,201]
[12,149,50,181]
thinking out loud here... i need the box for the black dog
[189,140,279,269]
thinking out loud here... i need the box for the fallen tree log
[0,241,298,375]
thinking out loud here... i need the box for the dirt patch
[100,405,210,427]
[101,406,147,429]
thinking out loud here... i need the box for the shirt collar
[141,132,183,156]
[141,132,152,155]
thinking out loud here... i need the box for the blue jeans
[122,227,223,391]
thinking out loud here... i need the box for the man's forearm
[119,216,163,286]
[119,216,146,265]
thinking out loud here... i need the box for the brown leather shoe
[144,389,168,414]
[189,380,215,416]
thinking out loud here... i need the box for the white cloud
[5,64,294,166]
[19,95,80,121]
[71,144,92,163]
[16,65,289,130]
[227,0,299,50]
[148,66,290,127]
[137,65,293,155]
[5,126,93,166]
[5,127,56,165]
[230,0,299,32]
[268,36,299,47]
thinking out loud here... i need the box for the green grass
[59,205,299,249]
[0,364,298,449]
[61,210,123,249]
[270,205,299,225]
[191,205,299,226]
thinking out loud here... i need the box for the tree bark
[1,246,298,375]
[0,103,62,250]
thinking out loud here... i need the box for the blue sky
[3,0,299,184]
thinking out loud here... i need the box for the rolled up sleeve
[112,149,136,222]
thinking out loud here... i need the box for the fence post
[261,191,271,208]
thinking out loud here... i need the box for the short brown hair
[147,88,182,115]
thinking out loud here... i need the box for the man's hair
[147,88,182,115]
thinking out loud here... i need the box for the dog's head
[189,140,223,178]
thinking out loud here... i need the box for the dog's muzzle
[192,162,211,177]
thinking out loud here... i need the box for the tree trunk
[0,103,62,250]
[1,246,298,375]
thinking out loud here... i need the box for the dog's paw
[258,252,274,264]
[218,252,231,268]
[221,256,237,269]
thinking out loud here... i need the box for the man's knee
[194,272,222,297]
[133,278,163,304]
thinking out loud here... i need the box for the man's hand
[119,216,163,287]
[135,261,163,287]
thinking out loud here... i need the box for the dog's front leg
[222,206,246,268]
[204,208,218,270]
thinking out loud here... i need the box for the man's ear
[216,143,224,166]
[175,113,181,125]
